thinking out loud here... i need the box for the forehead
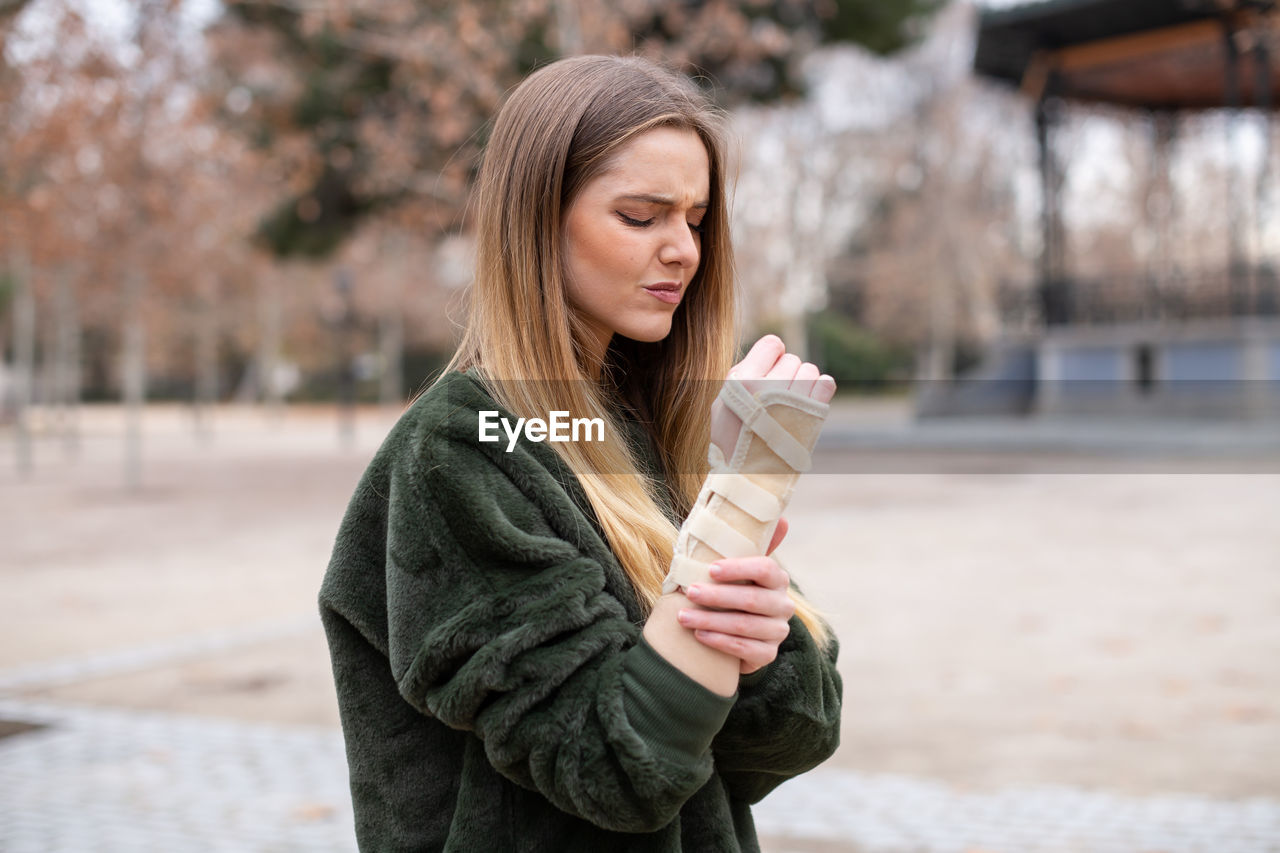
[594,126,711,200]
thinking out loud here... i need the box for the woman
[320,54,842,852]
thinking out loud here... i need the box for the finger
[708,556,791,590]
[791,362,820,396]
[677,608,792,644]
[766,517,788,555]
[691,629,780,670]
[686,581,796,620]
[764,353,802,386]
[731,335,785,380]
[813,374,837,404]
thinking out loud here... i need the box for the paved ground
[2,400,1279,851]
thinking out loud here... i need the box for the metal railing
[999,265,1280,327]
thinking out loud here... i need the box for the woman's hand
[676,518,794,675]
[710,335,837,461]
[677,557,795,675]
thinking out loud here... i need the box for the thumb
[766,517,789,555]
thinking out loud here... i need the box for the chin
[623,322,675,344]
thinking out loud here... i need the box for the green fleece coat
[319,370,842,852]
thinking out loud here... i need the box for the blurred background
[2,0,1279,851]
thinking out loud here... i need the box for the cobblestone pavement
[2,692,1278,853]
[0,698,357,853]
[1,616,1277,853]
[756,772,1280,852]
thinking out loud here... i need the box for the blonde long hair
[442,55,828,647]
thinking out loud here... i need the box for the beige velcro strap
[705,472,781,522]
[686,507,758,558]
[663,554,713,593]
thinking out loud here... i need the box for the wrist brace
[662,378,831,594]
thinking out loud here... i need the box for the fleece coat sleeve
[712,613,842,804]
[381,412,736,835]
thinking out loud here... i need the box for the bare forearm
[642,592,739,697]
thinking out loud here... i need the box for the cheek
[579,226,645,279]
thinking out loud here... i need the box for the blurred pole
[1035,89,1067,325]
[911,93,954,384]
[923,277,956,382]
[38,281,57,425]
[123,269,146,491]
[194,273,219,442]
[335,267,356,446]
[378,305,403,407]
[257,272,283,421]
[1222,22,1248,315]
[1145,112,1177,322]
[12,253,35,477]
[55,265,81,459]
[1253,36,1274,313]
[379,235,404,407]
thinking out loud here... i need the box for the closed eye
[617,212,653,228]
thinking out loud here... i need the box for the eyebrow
[617,193,709,209]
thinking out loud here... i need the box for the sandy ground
[3,400,1279,812]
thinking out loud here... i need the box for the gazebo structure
[925,0,1280,418]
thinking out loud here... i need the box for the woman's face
[562,126,710,365]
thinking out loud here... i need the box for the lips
[643,282,682,305]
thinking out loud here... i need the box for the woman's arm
[650,522,842,801]
[643,591,742,695]
[652,336,836,694]
[650,335,842,798]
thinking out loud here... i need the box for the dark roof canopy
[974,0,1280,109]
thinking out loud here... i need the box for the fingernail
[708,563,723,578]
[686,584,701,597]
[677,609,691,624]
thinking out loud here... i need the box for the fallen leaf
[293,802,336,821]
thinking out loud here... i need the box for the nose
[658,221,700,271]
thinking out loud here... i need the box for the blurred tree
[727,3,1032,371]
[210,0,942,260]
[0,0,30,30]
[807,310,912,389]
[822,0,944,55]
[1,0,278,477]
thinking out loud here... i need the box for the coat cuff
[737,663,772,689]
[621,638,736,767]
